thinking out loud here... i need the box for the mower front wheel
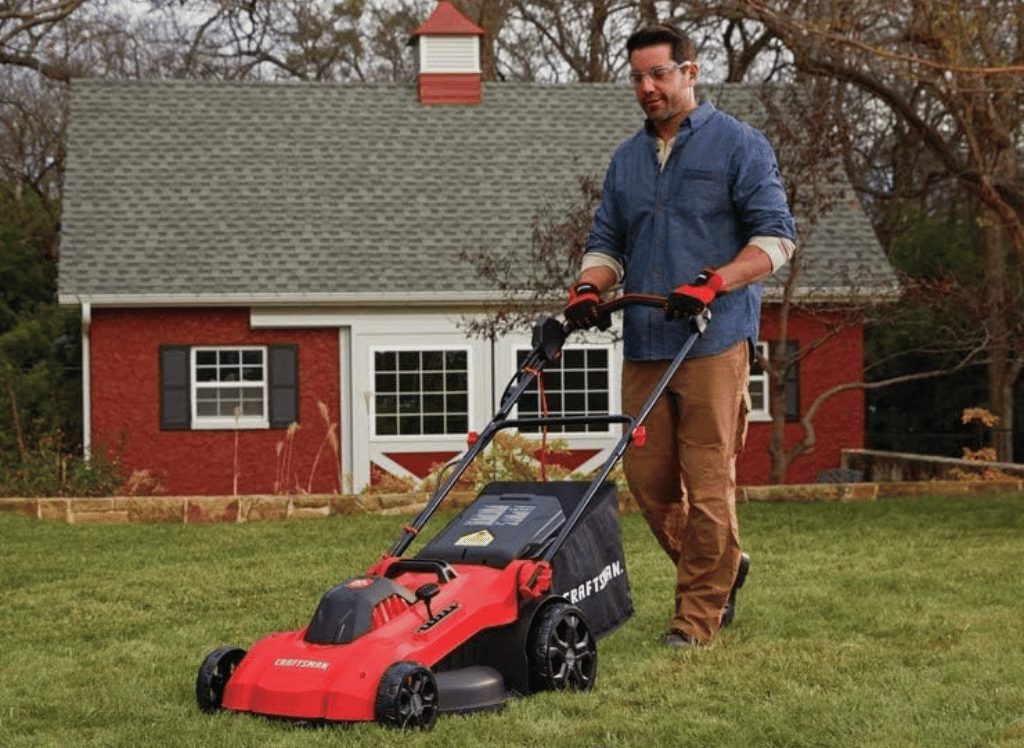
[196,646,246,714]
[375,662,439,731]
[528,601,597,692]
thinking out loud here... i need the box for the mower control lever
[415,583,441,618]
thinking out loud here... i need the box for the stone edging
[1,479,1022,526]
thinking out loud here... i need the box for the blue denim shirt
[586,101,796,361]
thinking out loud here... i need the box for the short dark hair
[625,25,696,63]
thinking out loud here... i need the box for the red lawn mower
[195,297,708,730]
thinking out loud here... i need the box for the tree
[681,0,1024,460]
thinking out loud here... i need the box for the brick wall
[738,308,865,485]
[90,307,340,496]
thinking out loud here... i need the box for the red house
[58,3,898,496]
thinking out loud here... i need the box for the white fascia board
[761,284,903,304]
[56,290,530,309]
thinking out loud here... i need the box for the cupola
[409,2,486,105]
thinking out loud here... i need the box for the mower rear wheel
[375,662,439,731]
[196,646,246,714]
[528,601,597,692]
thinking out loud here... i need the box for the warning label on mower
[455,529,495,547]
[464,504,534,527]
[565,561,625,605]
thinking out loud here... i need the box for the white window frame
[191,346,270,430]
[513,343,615,435]
[748,341,771,422]
[369,345,472,440]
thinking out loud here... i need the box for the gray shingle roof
[58,78,897,305]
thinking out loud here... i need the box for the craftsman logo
[566,561,625,605]
[345,577,374,589]
[274,658,330,671]
[455,529,495,547]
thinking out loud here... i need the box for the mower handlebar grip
[383,558,458,584]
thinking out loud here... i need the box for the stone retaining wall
[2,479,1021,525]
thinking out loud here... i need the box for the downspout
[81,302,92,460]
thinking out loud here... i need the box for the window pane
[376,395,397,415]
[422,372,444,391]
[563,349,585,368]
[375,373,396,393]
[196,395,217,417]
[446,393,468,414]
[564,392,586,412]
[399,395,420,415]
[446,414,468,433]
[563,370,585,390]
[423,415,445,434]
[219,350,240,366]
[375,350,396,371]
[399,373,419,392]
[446,372,467,391]
[445,350,467,369]
[422,351,444,370]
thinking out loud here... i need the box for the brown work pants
[622,341,749,642]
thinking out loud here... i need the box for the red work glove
[665,270,724,320]
[564,283,611,331]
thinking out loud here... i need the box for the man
[565,25,795,648]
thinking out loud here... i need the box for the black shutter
[160,346,191,430]
[269,344,299,428]
[785,340,800,421]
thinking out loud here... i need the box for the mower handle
[595,292,668,315]
[387,295,707,559]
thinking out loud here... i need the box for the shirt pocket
[671,168,731,220]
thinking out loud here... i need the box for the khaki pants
[622,342,750,642]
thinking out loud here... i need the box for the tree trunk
[983,210,1014,462]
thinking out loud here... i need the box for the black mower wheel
[195,646,246,714]
[375,662,439,731]
[527,601,597,692]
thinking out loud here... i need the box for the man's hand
[565,283,611,331]
[665,270,725,319]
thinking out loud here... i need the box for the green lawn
[1,492,1022,747]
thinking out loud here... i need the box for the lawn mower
[195,296,708,730]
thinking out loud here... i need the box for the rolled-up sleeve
[733,128,796,245]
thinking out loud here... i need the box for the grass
[1,492,1023,747]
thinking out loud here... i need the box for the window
[160,345,297,430]
[749,342,770,421]
[373,348,470,437]
[193,347,268,427]
[515,346,612,433]
[749,341,799,422]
